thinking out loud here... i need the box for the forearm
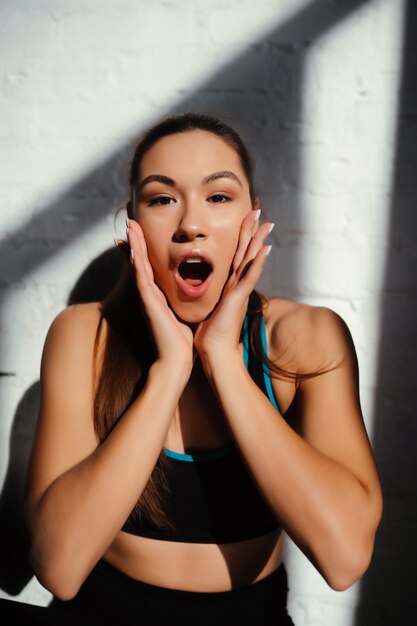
[28,361,186,598]
[203,351,378,590]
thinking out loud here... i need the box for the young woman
[1,113,382,625]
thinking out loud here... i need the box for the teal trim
[260,316,282,414]
[164,445,232,462]
[243,315,249,368]
[164,312,281,465]
[243,312,281,414]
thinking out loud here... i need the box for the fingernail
[126,217,130,228]
[114,238,119,247]
[267,223,275,235]
[265,245,272,256]
[130,248,134,261]
[254,209,261,221]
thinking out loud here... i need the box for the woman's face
[134,129,257,323]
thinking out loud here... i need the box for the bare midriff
[103,528,284,592]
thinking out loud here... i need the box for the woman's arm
[201,304,383,591]
[24,303,189,601]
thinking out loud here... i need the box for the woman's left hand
[194,210,274,363]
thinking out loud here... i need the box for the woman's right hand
[123,218,194,374]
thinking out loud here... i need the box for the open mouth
[178,259,213,287]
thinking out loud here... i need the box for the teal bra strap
[260,315,281,414]
[243,315,250,368]
[243,314,281,414]
[164,445,232,462]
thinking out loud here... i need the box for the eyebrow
[202,171,243,188]
[136,170,243,193]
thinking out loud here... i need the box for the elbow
[36,568,81,601]
[325,543,374,591]
[325,553,370,592]
[324,496,383,592]
[26,518,91,600]
[30,546,85,601]
[24,500,92,600]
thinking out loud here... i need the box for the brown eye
[148,196,175,206]
[209,194,230,203]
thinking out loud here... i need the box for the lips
[170,250,214,298]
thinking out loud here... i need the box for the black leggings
[0,558,295,625]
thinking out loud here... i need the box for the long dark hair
[93,113,301,529]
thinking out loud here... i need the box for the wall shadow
[0,247,125,594]
[0,0,370,308]
[0,381,39,594]
[355,1,417,623]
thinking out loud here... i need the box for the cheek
[139,226,166,273]
[214,219,242,256]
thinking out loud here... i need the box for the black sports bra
[121,312,283,543]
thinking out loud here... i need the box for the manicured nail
[254,209,261,221]
[126,218,130,228]
[265,245,272,256]
[267,223,275,235]
[130,248,134,261]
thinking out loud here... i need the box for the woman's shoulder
[263,295,346,333]
[48,301,104,334]
[262,295,353,372]
[44,301,108,364]
[41,301,110,397]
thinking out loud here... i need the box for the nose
[173,202,208,242]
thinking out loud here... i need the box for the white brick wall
[1,1,413,623]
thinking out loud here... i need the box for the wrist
[199,348,243,382]
[149,358,192,389]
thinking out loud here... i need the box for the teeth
[184,258,203,263]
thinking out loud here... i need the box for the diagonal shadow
[0,0,374,605]
[0,0,370,306]
[355,1,417,623]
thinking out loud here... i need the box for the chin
[167,293,222,325]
